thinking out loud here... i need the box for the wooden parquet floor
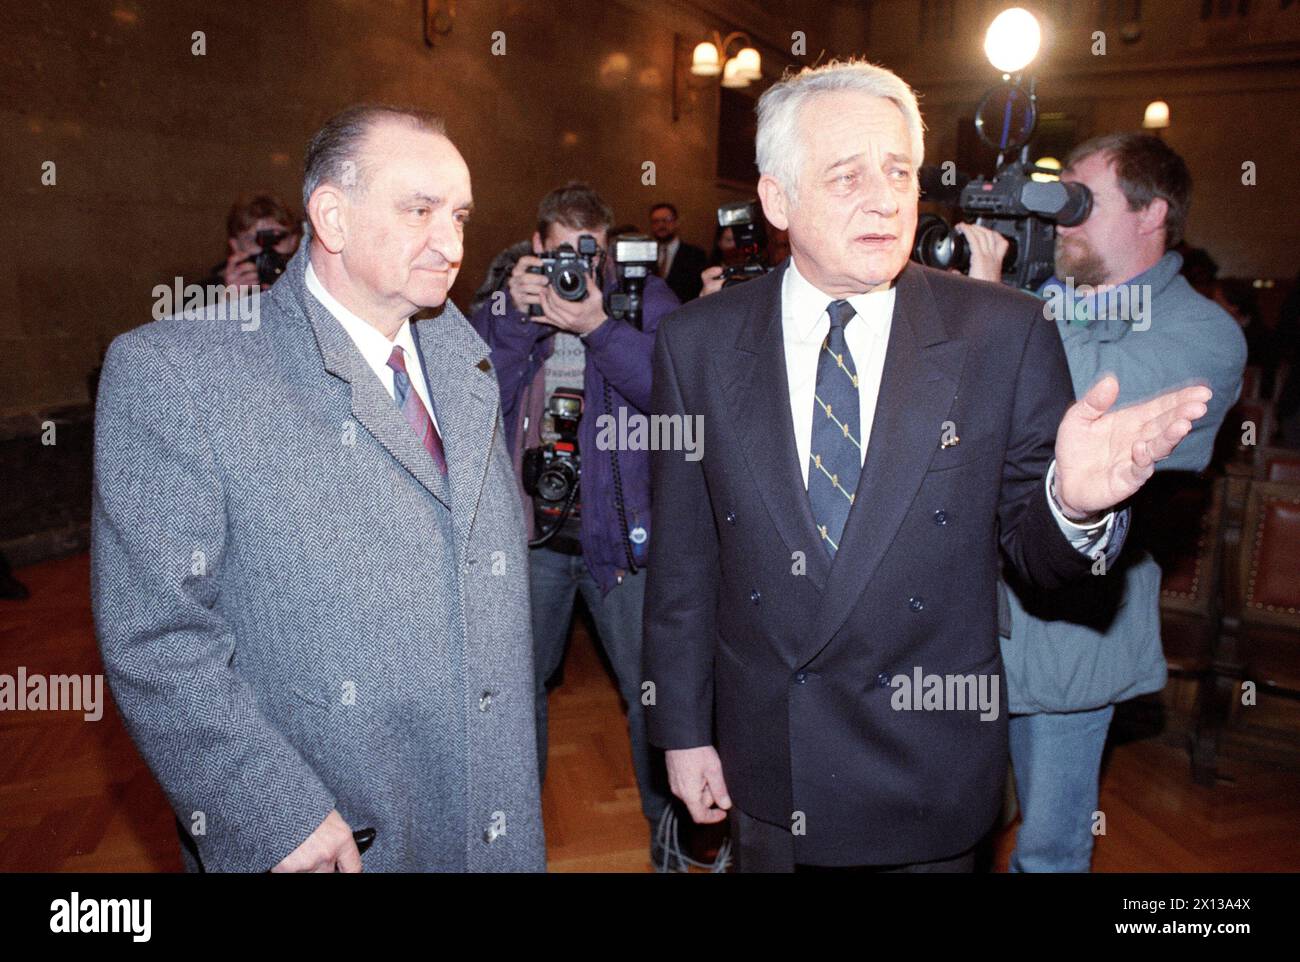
[2,553,1297,872]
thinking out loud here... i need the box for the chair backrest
[1237,480,1300,631]
[1255,446,1300,484]
[1142,473,1225,619]
[1215,398,1277,466]
[1241,365,1263,401]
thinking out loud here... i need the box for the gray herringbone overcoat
[91,246,544,872]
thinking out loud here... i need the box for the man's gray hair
[755,60,925,197]
[302,104,447,213]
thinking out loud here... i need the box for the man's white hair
[755,60,926,198]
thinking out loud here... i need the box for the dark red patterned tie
[387,345,447,475]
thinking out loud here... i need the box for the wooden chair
[1241,365,1263,401]
[1254,445,1300,484]
[1200,480,1300,781]
[1140,473,1228,784]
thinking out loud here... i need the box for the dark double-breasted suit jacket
[644,259,1126,865]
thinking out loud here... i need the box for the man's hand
[700,265,725,297]
[507,255,607,334]
[270,809,362,873]
[507,254,549,315]
[666,745,732,824]
[1054,375,1212,520]
[535,268,607,335]
[955,223,1009,283]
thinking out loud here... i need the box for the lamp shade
[1143,100,1170,129]
[721,57,749,88]
[734,46,761,81]
[691,41,721,76]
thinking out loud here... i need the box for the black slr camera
[250,229,290,286]
[523,388,583,518]
[525,234,600,317]
[912,80,1092,291]
[718,200,770,288]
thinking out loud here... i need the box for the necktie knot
[827,299,856,331]
[386,345,408,375]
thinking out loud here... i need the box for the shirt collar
[305,259,417,371]
[783,255,897,340]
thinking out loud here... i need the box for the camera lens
[554,268,586,300]
[912,215,970,273]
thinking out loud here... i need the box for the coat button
[795,672,807,684]
[479,691,493,712]
[726,510,736,524]
[750,589,761,604]
[877,671,892,688]
[909,596,925,612]
[933,509,947,525]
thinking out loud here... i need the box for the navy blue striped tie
[808,300,861,555]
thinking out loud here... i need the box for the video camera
[525,234,601,317]
[718,201,770,288]
[912,80,1092,291]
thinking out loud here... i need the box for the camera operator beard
[961,135,1246,872]
[467,187,684,868]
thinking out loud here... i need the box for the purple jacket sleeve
[581,275,680,414]
[468,297,552,451]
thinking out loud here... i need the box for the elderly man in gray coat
[92,105,545,872]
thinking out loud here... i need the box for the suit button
[726,510,737,524]
[877,671,892,688]
[795,672,807,684]
[479,691,493,712]
[933,509,947,525]
[750,589,761,604]
[909,596,925,612]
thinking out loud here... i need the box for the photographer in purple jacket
[468,182,684,869]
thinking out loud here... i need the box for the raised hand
[1053,375,1212,520]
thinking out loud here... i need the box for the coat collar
[278,245,500,555]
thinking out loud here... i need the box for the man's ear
[307,186,346,254]
[758,174,790,231]
[1138,197,1169,239]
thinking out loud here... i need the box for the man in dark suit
[643,61,1213,871]
[650,202,709,303]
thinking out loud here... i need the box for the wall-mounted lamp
[690,30,762,86]
[1143,100,1170,130]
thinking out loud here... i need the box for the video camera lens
[912,214,971,273]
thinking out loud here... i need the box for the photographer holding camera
[962,134,1246,872]
[200,194,301,294]
[468,182,681,867]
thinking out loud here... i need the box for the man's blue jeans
[1008,704,1115,872]
[529,546,670,825]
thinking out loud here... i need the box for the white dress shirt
[780,257,1114,552]
[305,261,439,431]
[658,236,680,279]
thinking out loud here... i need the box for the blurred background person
[649,202,707,303]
